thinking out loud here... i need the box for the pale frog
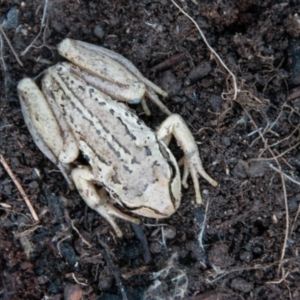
[17,39,218,237]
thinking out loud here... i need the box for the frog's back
[56,69,174,206]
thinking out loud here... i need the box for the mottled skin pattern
[49,64,181,216]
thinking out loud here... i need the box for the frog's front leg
[156,114,218,204]
[71,166,140,238]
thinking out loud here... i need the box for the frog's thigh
[71,166,140,238]
[156,114,218,204]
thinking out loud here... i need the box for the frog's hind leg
[156,114,218,205]
[71,166,140,238]
[17,78,78,189]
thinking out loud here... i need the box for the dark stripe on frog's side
[116,117,137,141]
[93,113,110,134]
[112,135,131,156]
[56,73,149,168]
[131,156,140,164]
[69,93,136,158]
[111,172,121,184]
[69,114,74,125]
[106,140,121,158]
[78,137,109,166]
[123,165,133,173]
[82,116,94,126]
[73,103,130,164]
[56,73,111,134]
[60,71,139,144]
[89,88,95,97]
[145,147,152,156]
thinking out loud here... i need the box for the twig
[0,31,7,71]
[14,224,42,237]
[71,220,92,248]
[122,265,149,280]
[206,261,278,284]
[66,273,88,286]
[170,0,238,100]
[98,238,128,300]
[291,202,300,234]
[131,223,152,263]
[57,235,72,256]
[266,270,290,284]
[0,155,39,222]
[0,24,23,66]
[150,52,188,72]
[243,110,289,275]
[21,0,49,56]
[198,198,210,250]
[268,163,300,187]
[249,142,300,163]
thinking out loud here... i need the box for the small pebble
[231,278,254,293]
[163,226,176,239]
[51,20,65,32]
[223,137,231,147]
[28,181,39,189]
[64,284,83,300]
[94,24,104,38]
[239,251,253,263]
[208,243,233,268]
[209,94,222,112]
[150,242,163,253]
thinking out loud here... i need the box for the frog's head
[125,155,182,219]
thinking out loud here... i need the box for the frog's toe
[186,155,218,205]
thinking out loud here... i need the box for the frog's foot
[156,114,218,205]
[71,166,140,238]
[181,152,218,204]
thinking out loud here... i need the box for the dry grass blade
[0,24,23,67]
[170,0,238,100]
[0,154,39,222]
[98,238,128,300]
[21,0,49,56]
[243,110,289,277]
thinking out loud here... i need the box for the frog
[17,39,218,237]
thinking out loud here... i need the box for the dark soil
[1,1,300,299]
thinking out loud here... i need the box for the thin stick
[98,238,128,300]
[198,198,210,250]
[206,261,278,284]
[71,220,92,248]
[21,0,49,56]
[0,31,7,71]
[290,203,300,234]
[66,273,88,286]
[170,0,238,100]
[0,155,39,222]
[243,110,289,275]
[0,24,23,67]
[268,163,300,187]
[266,270,290,284]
